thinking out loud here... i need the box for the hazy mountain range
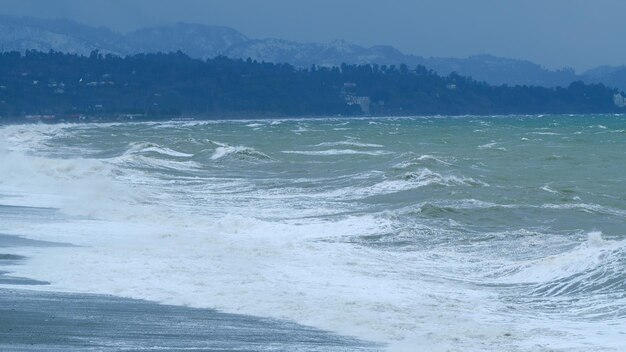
[1,14,625,90]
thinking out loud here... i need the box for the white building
[345,95,371,114]
[614,93,626,108]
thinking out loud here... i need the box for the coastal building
[341,82,370,114]
[614,93,626,108]
[345,95,371,114]
[341,82,357,96]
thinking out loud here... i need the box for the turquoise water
[1,115,625,351]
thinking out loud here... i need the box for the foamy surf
[282,149,391,156]
[1,115,625,352]
[211,145,273,161]
[125,142,194,158]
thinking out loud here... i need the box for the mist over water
[1,115,625,351]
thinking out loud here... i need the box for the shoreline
[0,233,380,351]
[0,287,379,351]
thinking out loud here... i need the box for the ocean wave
[403,168,487,187]
[404,200,624,219]
[112,154,201,171]
[489,232,626,319]
[4,118,626,351]
[282,149,391,156]
[0,148,115,186]
[0,124,70,153]
[478,142,507,151]
[291,126,313,133]
[314,141,384,148]
[204,139,228,147]
[407,199,506,217]
[211,145,272,161]
[126,142,194,158]
[496,232,625,285]
[540,185,559,194]
[541,203,626,217]
[528,131,560,135]
[0,144,151,218]
[321,170,488,201]
[393,154,453,169]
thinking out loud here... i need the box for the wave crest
[282,149,390,156]
[211,145,272,161]
[126,142,193,158]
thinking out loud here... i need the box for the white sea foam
[478,142,507,151]
[540,184,558,194]
[529,131,559,135]
[112,153,202,172]
[0,123,68,153]
[126,142,194,158]
[2,119,625,352]
[314,169,488,201]
[0,147,118,211]
[7,192,528,351]
[497,232,625,284]
[541,203,626,217]
[314,141,384,148]
[0,129,501,349]
[393,154,453,168]
[403,168,487,187]
[291,126,312,133]
[282,149,391,156]
[211,145,272,160]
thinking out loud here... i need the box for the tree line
[0,50,623,122]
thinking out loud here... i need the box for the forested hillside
[0,51,623,122]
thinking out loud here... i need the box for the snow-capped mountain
[224,39,581,87]
[0,15,129,55]
[224,39,409,68]
[127,23,249,58]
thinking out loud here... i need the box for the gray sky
[2,0,626,71]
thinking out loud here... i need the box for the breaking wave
[393,154,453,169]
[2,116,626,352]
[282,149,391,156]
[314,141,384,148]
[125,142,194,158]
[211,145,272,161]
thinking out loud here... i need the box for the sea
[1,115,625,351]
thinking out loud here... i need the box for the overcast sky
[2,0,626,71]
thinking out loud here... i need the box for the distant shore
[1,51,624,122]
[2,112,626,127]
